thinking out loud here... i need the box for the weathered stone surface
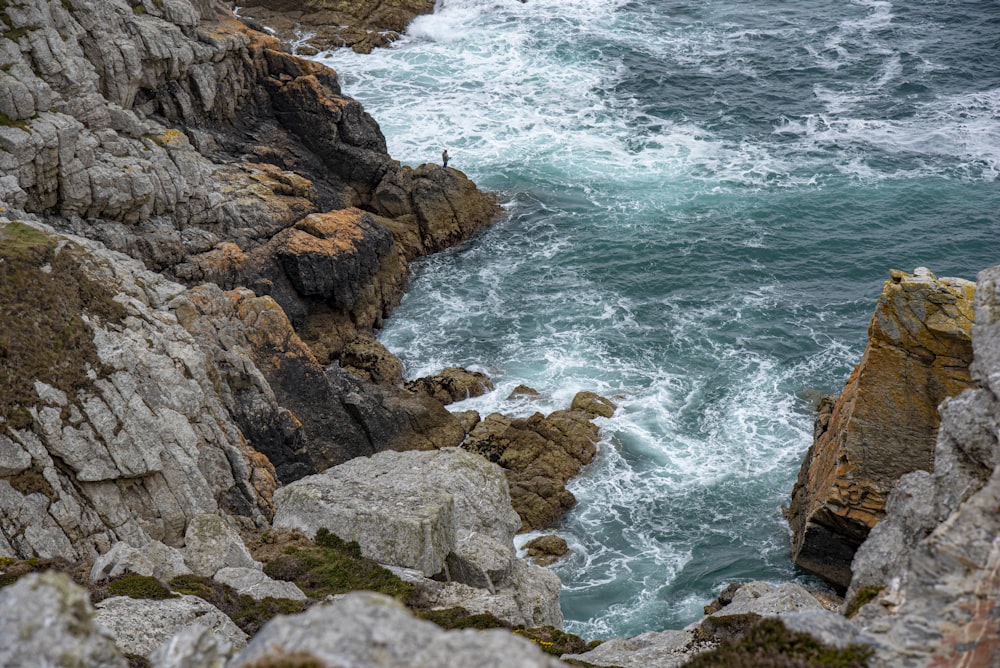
[571,391,618,418]
[91,540,192,583]
[837,264,1000,667]
[272,448,522,589]
[562,628,702,668]
[148,623,233,668]
[235,0,436,54]
[464,407,603,531]
[96,593,248,659]
[406,367,495,405]
[341,336,406,386]
[700,581,824,641]
[229,591,565,668]
[182,514,259,577]
[214,566,306,601]
[0,572,127,668]
[0,221,275,560]
[788,267,975,589]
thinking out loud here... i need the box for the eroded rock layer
[787,267,975,589]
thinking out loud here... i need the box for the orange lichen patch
[294,209,369,242]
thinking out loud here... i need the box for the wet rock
[229,591,565,667]
[507,384,541,400]
[523,534,569,566]
[571,391,617,418]
[464,406,604,531]
[787,268,975,589]
[235,0,436,54]
[341,336,405,386]
[96,593,248,659]
[0,572,127,668]
[406,367,495,405]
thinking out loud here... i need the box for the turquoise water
[317,0,1000,637]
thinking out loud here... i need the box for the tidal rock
[463,405,605,531]
[235,0,436,54]
[406,367,495,405]
[229,591,565,668]
[523,534,570,566]
[787,268,975,589]
[341,336,406,386]
[96,593,248,659]
[571,391,618,418]
[0,572,127,668]
[272,448,523,590]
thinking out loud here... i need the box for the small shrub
[169,574,307,636]
[844,586,884,619]
[107,574,176,600]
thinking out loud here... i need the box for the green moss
[0,112,29,130]
[513,625,593,657]
[0,556,84,591]
[107,574,177,600]
[416,607,509,631]
[683,618,873,668]
[0,222,126,436]
[844,586,884,619]
[131,4,146,15]
[262,528,417,603]
[169,574,307,636]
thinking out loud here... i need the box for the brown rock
[570,391,617,419]
[236,0,436,54]
[341,336,405,386]
[405,367,494,405]
[787,268,976,589]
[452,410,482,434]
[507,385,541,400]
[523,535,569,566]
[464,409,600,532]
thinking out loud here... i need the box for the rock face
[272,448,562,627]
[463,393,613,532]
[406,367,495,405]
[0,572,127,668]
[230,591,565,668]
[235,0,436,55]
[787,268,975,588]
[0,220,276,560]
[841,264,1000,667]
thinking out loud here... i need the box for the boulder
[182,514,260,577]
[787,268,975,589]
[214,566,306,601]
[0,572,127,668]
[562,628,701,668]
[571,391,618,418]
[149,623,233,668]
[95,594,248,659]
[272,448,522,590]
[406,367,495,405]
[341,336,406,386]
[91,540,192,583]
[464,406,605,532]
[229,591,566,668]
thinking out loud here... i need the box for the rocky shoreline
[2,1,999,666]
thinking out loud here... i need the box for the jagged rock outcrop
[840,264,1000,667]
[463,392,615,532]
[272,448,563,627]
[0,219,276,560]
[0,572,128,668]
[235,0,436,55]
[787,267,975,588]
[229,591,565,667]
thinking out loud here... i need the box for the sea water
[316,0,1000,638]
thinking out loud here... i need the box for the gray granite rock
[214,566,306,601]
[95,593,248,659]
[562,629,703,668]
[91,540,192,582]
[0,572,127,668]
[229,591,564,668]
[182,514,259,577]
[148,623,233,668]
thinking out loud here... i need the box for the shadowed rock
[787,267,975,589]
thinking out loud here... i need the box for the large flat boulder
[787,268,975,588]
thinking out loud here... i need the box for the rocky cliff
[787,267,975,589]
